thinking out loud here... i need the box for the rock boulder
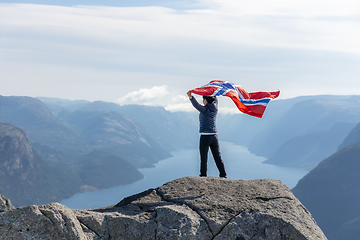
[0,177,327,239]
[0,195,15,213]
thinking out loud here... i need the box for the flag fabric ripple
[190,80,280,118]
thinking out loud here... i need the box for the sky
[1,0,360,112]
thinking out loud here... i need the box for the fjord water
[61,142,308,209]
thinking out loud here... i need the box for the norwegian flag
[190,80,280,118]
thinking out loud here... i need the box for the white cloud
[117,85,195,112]
[164,95,194,112]
[2,2,359,53]
[1,1,360,104]
[204,0,360,17]
[118,85,170,105]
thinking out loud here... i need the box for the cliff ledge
[0,177,327,239]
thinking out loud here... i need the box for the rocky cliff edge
[0,177,327,239]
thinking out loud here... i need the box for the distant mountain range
[0,95,78,151]
[219,95,360,171]
[0,122,143,207]
[0,96,176,168]
[40,97,199,154]
[0,95,198,206]
[2,91,360,234]
[248,95,360,156]
[37,95,360,172]
[263,122,355,170]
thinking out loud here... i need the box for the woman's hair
[203,96,216,104]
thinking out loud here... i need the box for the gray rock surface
[0,177,327,239]
[0,194,15,213]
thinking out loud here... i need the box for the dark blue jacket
[190,96,218,134]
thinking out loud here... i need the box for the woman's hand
[187,91,192,98]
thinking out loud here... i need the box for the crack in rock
[155,188,215,238]
[39,209,55,225]
[77,216,101,238]
[104,215,111,240]
[254,196,293,201]
[153,210,158,239]
[115,188,156,208]
[209,209,248,240]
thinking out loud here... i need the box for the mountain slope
[58,109,171,167]
[78,151,143,189]
[41,98,197,156]
[248,95,360,158]
[0,122,35,183]
[0,122,82,207]
[264,122,355,170]
[218,96,314,147]
[0,122,144,207]
[1,95,172,167]
[338,121,360,150]
[292,142,360,239]
[37,97,90,116]
[0,95,78,151]
[68,101,198,151]
[116,104,198,151]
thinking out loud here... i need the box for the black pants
[199,134,227,177]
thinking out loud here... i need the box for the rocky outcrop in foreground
[0,177,327,239]
[0,194,15,213]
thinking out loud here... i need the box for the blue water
[60,142,308,209]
